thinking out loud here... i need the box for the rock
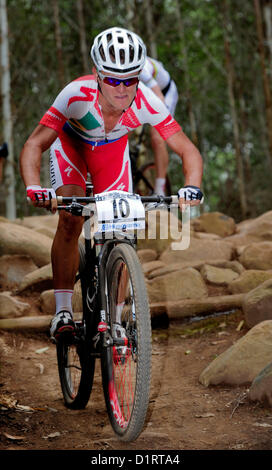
[239,242,272,270]
[142,260,165,277]
[150,294,244,320]
[200,264,239,286]
[192,232,222,240]
[40,290,55,315]
[225,211,272,248]
[137,209,183,254]
[15,214,58,231]
[192,212,236,237]
[199,320,272,386]
[147,259,244,280]
[33,226,56,239]
[242,279,272,328]
[160,238,234,265]
[15,211,58,242]
[0,255,37,289]
[0,292,30,319]
[17,263,53,293]
[228,270,272,294]
[0,222,52,267]
[137,249,158,263]
[40,284,82,315]
[249,362,272,408]
[146,268,208,304]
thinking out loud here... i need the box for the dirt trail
[1,310,272,451]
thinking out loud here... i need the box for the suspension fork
[95,240,114,347]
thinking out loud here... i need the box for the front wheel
[101,243,152,442]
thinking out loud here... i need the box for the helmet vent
[91,27,146,75]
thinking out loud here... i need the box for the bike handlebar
[27,194,179,205]
[56,195,179,205]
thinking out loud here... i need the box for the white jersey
[140,57,171,91]
[140,58,178,116]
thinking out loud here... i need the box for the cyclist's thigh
[50,132,88,192]
[86,136,133,194]
[164,81,179,117]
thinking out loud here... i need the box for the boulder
[242,279,272,328]
[192,212,236,237]
[17,263,53,293]
[225,211,272,248]
[0,292,30,319]
[142,260,166,277]
[0,222,52,267]
[160,238,234,265]
[147,259,244,280]
[146,267,208,304]
[40,284,82,315]
[150,294,244,320]
[228,270,272,294]
[0,254,37,289]
[199,320,272,386]
[249,362,272,408]
[137,249,158,264]
[137,209,183,254]
[15,214,58,231]
[239,242,272,270]
[33,226,56,239]
[200,264,239,286]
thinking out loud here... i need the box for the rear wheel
[56,241,96,409]
[101,243,152,441]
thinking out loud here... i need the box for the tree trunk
[254,0,272,164]
[0,0,16,220]
[263,0,272,77]
[174,0,199,147]
[222,0,248,219]
[143,0,157,58]
[76,0,89,74]
[52,0,65,87]
[125,0,135,30]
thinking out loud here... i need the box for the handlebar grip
[171,195,178,204]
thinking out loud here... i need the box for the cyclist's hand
[26,185,57,213]
[178,185,204,209]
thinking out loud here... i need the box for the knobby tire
[101,243,152,442]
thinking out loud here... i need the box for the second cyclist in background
[140,57,179,196]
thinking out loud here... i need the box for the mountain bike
[130,126,172,196]
[54,189,178,442]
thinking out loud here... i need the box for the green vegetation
[1,0,271,221]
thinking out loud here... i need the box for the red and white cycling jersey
[40,75,181,193]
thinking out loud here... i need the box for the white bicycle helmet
[91,27,146,76]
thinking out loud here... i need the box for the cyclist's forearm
[20,125,58,187]
[166,130,203,187]
[20,142,43,187]
[182,149,203,187]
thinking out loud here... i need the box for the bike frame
[58,194,177,353]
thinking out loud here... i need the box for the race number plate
[95,191,145,234]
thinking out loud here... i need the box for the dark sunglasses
[98,73,139,87]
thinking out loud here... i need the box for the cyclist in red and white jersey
[20,27,203,339]
[139,57,179,195]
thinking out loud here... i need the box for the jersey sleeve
[39,77,97,133]
[134,83,181,140]
[140,59,157,89]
